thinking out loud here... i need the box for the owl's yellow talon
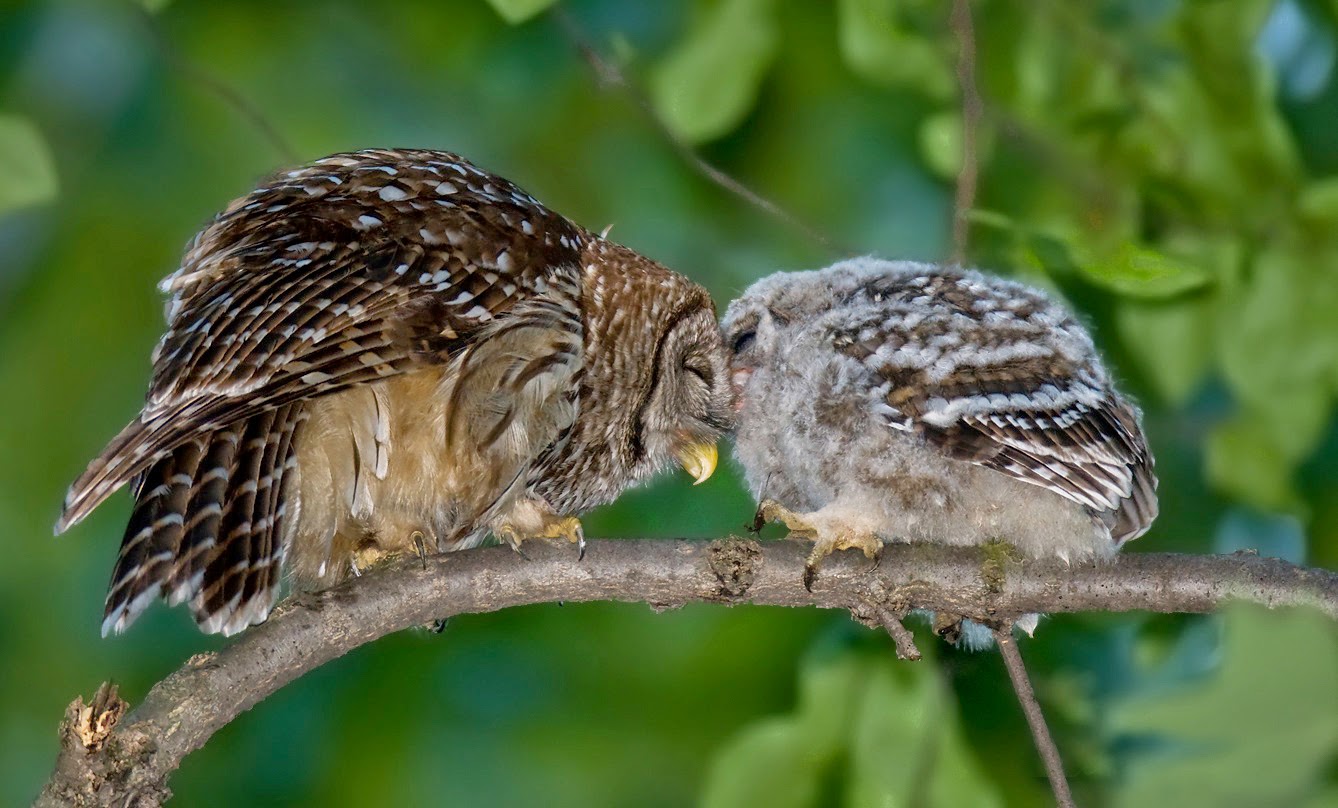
[495,514,586,558]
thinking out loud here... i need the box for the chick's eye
[731,329,756,354]
[685,363,711,385]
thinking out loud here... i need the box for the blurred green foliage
[1,0,1336,805]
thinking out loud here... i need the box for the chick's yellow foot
[755,500,881,590]
[803,529,883,592]
[756,499,818,538]
[496,515,586,559]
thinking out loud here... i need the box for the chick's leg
[756,499,882,590]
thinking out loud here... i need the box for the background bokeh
[2,0,1337,805]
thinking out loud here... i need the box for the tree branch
[36,539,1338,806]
[994,628,1075,808]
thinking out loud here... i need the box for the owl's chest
[292,371,512,546]
[735,348,887,508]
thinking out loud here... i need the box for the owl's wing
[832,313,1157,544]
[920,393,1157,544]
[58,150,587,533]
[437,293,585,538]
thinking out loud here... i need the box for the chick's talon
[802,529,883,592]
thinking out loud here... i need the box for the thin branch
[994,628,1075,808]
[552,8,850,256]
[37,540,1338,806]
[877,609,923,661]
[949,0,983,266]
[133,5,299,163]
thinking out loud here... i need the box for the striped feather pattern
[57,149,586,536]
[102,406,307,636]
[838,265,1158,542]
[726,259,1159,547]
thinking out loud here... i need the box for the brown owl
[57,149,734,637]
[723,259,1157,589]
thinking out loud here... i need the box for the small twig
[132,5,299,163]
[878,609,923,660]
[949,0,982,266]
[994,628,1075,808]
[551,7,849,256]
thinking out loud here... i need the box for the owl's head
[635,299,736,483]
[576,242,735,495]
[721,258,944,384]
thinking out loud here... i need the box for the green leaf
[1215,244,1338,489]
[650,0,779,144]
[1115,298,1215,405]
[1110,605,1338,808]
[1076,243,1212,299]
[1299,178,1338,223]
[700,650,856,808]
[703,638,1002,808]
[700,718,828,808]
[1206,414,1306,512]
[136,0,173,11]
[847,661,1002,808]
[0,116,58,216]
[918,110,962,180]
[836,0,954,101]
[964,209,1016,232]
[481,0,557,24]
[845,663,937,806]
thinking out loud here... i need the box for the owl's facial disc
[640,307,734,484]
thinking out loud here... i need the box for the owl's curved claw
[410,531,431,570]
[494,515,585,559]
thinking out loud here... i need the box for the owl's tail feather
[101,405,305,636]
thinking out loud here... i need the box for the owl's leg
[494,498,586,557]
[757,500,882,590]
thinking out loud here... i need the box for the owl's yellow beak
[676,441,719,485]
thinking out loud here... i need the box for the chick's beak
[676,441,719,485]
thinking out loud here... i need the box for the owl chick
[57,148,734,636]
[723,258,1157,589]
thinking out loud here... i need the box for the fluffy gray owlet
[57,149,734,637]
[723,258,1157,594]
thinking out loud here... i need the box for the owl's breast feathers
[824,266,1157,544]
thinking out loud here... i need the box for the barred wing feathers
[59,149,587,532]
[832,269,1157,545]
[59,149,589,635]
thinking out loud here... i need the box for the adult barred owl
[723,258,1157,586]
[57,149,734,637]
